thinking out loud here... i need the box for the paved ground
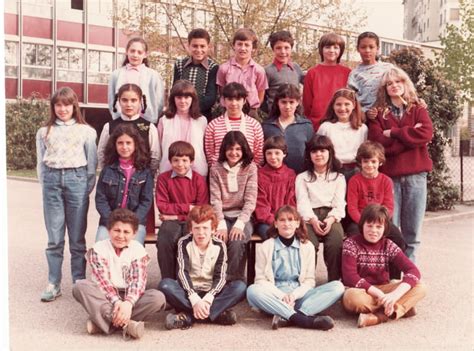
[7,178,474,350]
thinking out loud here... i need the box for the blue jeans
[95,224,146,245]
[158,278,247,321]
[247,280,344,320]
[392,172,427,263]
[42,166,89,285]
[256,223,271,240]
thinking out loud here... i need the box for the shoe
[123,320,145,339]
[40,283,61,302]
[86,319,102,335]
[312,316,335,330]
[214,309,237,326]
[165,312,193,330]
[357,312,389,328]
[271,315,289,330]
[403,307,417,318]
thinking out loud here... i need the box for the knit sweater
[368,104,433,177]
[255,164,296,225]
[342,234,420,291]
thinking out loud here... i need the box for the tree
[387,48,461,210]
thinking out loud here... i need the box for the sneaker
[86,319,102,335]
[214,309,237,326]
[165,312,193,330]
[271,315,289,330]
[40,283,61,302]
[123,320,145,339]
[312,316,335,330]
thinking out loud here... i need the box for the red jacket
[368,104,433,177]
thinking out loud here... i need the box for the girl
[347,32,394,118]
[36,87,97,302]
[317,88,367,179]
[95,124,154,245]
[247,205,344,330]
[108,37,164,124]
[262,84,314,174]
[98,84,161,173]
[209,131,258,282]
[158,80,208,176]
[205,82,264,166]
[342,204,426,328]
[368,67,433,263]
[295,135,345,282]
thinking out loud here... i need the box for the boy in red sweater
[342,204,426,328]
[255,136,296,240]
[156,141,209,279]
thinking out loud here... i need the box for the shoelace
[176,313,191,330]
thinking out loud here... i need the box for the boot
[357,311,389,328]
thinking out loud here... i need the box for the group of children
[35,26,433,338]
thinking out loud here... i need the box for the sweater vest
[109,117,151,150]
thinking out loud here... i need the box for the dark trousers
[157,220,187,279]
[158,278,247,321]
[224,217,253,281]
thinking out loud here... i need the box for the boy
[303,32,351,131]
[156,141,209,280]
[158,205,247,329]
[216,28,268,120]
[172,28,218,120]
[255,136,296,240]
[73,209,166,339]
[341,204,426,328]
[264,31,305,113]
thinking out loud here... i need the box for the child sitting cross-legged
[158,205,247,329]
[73,209,166,339]
[342,204,426,328]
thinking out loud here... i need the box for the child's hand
[379,292,399,316]
[193,300,210,320]
[322,216,336,235]
[229,227,245,241]
[414,123,423,129]
[310,218,325,236]
[366,108,378,120]
[112,300,133,327]
[215,229,228,242]
[383,129,392,138]
[160,214,178,221]
[282,293,296,307]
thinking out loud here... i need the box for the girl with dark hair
[295,135,346,281]
[247,205,344,330]
[95,124,153,245]
[209,131,258,282]
[108,37,164,123]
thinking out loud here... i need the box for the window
[450,8,460,21]
[5,41,18,78]
[71,0,83,10]
[57,47,84,82]
[22,43,52,79]
[88,50,113,84]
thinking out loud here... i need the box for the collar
[125,63,144,72]
[262,163,286,174]
[183,56,209,69]
[120,114,141,121]
[55,118,77,126]
[223,161,242,172]
[230,57,255,68]
[273,58,294,72]
[265,114,306,126]
[171,169,193,179]
[274,236,300,251]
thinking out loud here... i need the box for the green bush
[6,95,50,170]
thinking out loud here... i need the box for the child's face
[225,143,243,167]
[223,97,245,116]
[126,42,147,67]
[109,221,137,249]
[361,157,380,178]
[116,134,135,160]
[265,148,285,169]
[119,90,141,118]
[274,212,300,239]
[191,220,214,248]
[233,40,253,62]
[310,149,329,172]
[333,96,354,123]
[54,102,74,122]
[174,95,193,114]
[357,38,378,65]
[322,44,340,64]
[385,78,405,99]
[362,220,385,244]
[278,97,299,119]
[273,41,292,64]
[188,38,210,63]
[170,155,193,176]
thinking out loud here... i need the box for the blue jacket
[262,114,314,174]
[95,162,153,226]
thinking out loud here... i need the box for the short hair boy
[264,31,305,113]
[341,204,426,328]
[216,28,268,120]
[173,28,218,120]
[158,205,247,329]
[255,136,296,239]
[73,208,165,339]
[156,141,209,280]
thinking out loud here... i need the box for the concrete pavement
[7,179,474,350]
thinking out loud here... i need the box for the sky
[355,0,405,40]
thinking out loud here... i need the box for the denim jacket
[95,162,153,226]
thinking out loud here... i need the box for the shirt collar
[125,63,143,72]
[171,169,193,179]
[120,114,141,121]
[55,118,76,126]
[230,57,255,68]
[273,58,294,72]
[183,56,209,69]
[274,237,300,251]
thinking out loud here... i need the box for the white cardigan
[254,237,316,299]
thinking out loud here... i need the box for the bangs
[52,93,76,106]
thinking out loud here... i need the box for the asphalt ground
[7,179,474,350]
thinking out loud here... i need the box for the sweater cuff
[189,293,201,306]
[217,220,227,231]
[202,292,215,305]
[233,219,245,231]
[402,273,419,288]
